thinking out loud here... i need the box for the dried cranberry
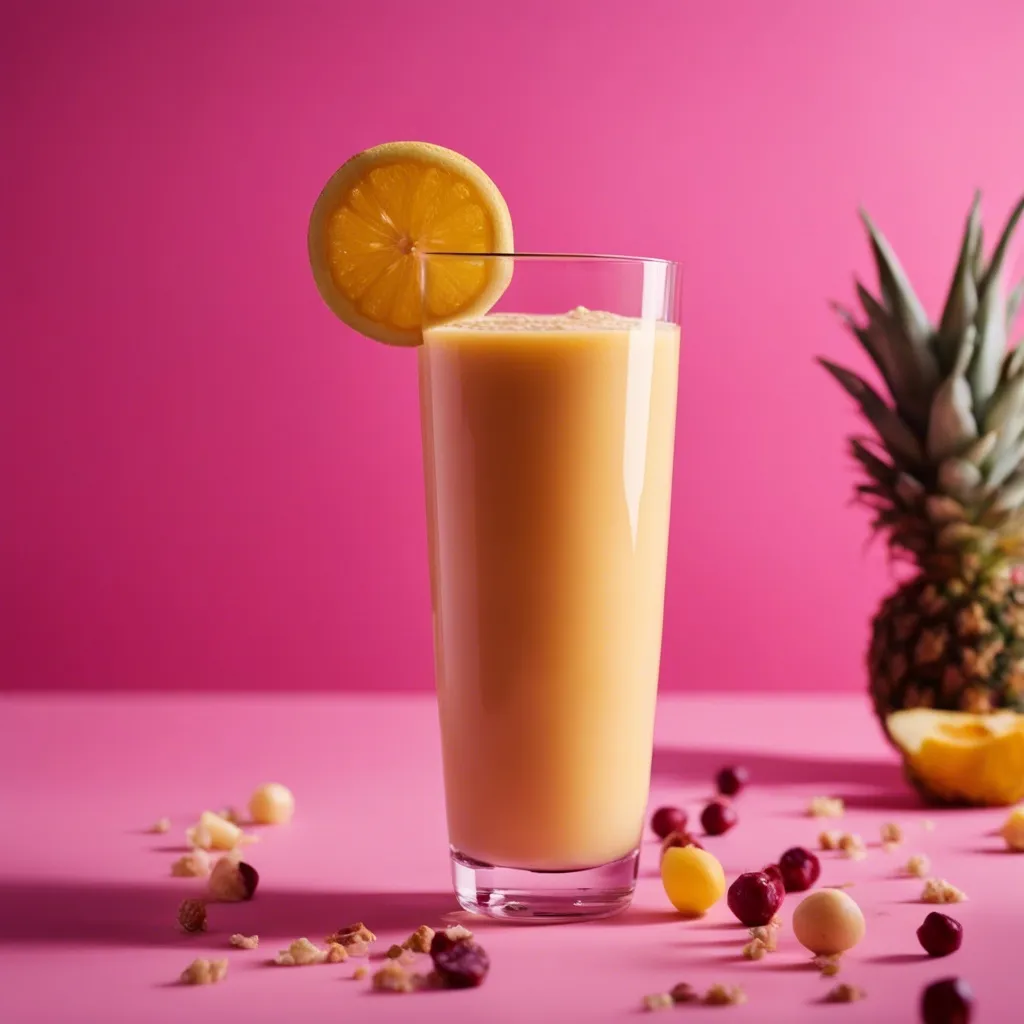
[661,830,703,855]
[920,977,973,1024]
[430,935,490,989]
[917,912,963,957]
[700,799,737,836]
[715,765,749,796]
[778,846,820,892]
[650,806,688,839]
[726,871,784,926]
[762,863,784,889]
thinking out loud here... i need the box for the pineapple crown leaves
[820,191,1024,571]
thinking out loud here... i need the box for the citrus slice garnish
[308,141,514,345]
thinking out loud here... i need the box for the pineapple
[822,192,1024,803]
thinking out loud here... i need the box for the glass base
[450,847,639,923]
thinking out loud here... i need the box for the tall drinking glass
[417,254,680,921]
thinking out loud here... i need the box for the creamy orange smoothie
[419,309,680,871]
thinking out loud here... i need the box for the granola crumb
[880,822,903,844]
[742,938,768,960]
[819,829,843,850]
[670,982,699,1004]
[402,924,436,953]
[813,954,842,976]
[643,993,674,1012]
[177,898,207,933]
[353,966,369,981]
[826,982,865,1003]
[326,942,349,963]
[922,819,936,831]
[180,958,228,985]
[387,944,404,960]
[372,961,416,993]
[749,925,779,951]
[346,940,370,957]
[230,934,259,950]
[905,853,931,878]
[442,924,473,941]
[274,938,329,966]
[838,833,866,859]
[171,848,211,878]
[704,983,746,1006]
[150,817,171,834]
[808,796,845,818]
[325,922,377,948]
[921,877,967,904]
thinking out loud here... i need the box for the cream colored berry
[792,889,866,956]
[660,846,726,915]
[1000,805,1024,851]
[248,783,295,825]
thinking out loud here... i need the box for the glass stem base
[450,847,639,923]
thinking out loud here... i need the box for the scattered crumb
[819,830,842,850]
[838,833,866,859]
[326,942,349,963]
[230,934,259,950]
[171,849,211,878]
[880,822,903,844]
[402,924,436,953]
[346,940,370,957]
[826,982,865,1003]
[704,983,746,1006]
[742,938,768,960]
[326,922,377,948]
[922,819,936,831]
[905,854,931,878]
[921,878,966,904]
[180,958,228,985]
[670,983,699,1004]
[372,961,416,993]
[274,938,330,966]
[353,966,369,981]
[813,954,842,976]
[150,818,171,834]
[749,925,779,951]
[808,796,845,818]
[441,924,473,941]
[177,898,207,933]
[643,993,674,1012]
[387,944,404,959]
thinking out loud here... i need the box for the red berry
[715,765,749,796]
[762,863,784,889]
[430,934,490,988]
[650,806,688,840]
[700,800,737,836]
[726,871,784,926]
[917,912,963,957]
[661,830,703,855]
[778,846,821,892]
[920,977,973,1024]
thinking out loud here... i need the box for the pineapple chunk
[887,709,1024,806]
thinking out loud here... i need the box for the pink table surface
[0,693,1018,1023]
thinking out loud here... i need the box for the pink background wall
[3,0,1023,693]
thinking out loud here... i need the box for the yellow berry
[249,783,295,825]
[660,846,726,915]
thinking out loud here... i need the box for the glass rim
[418,251,677,267]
